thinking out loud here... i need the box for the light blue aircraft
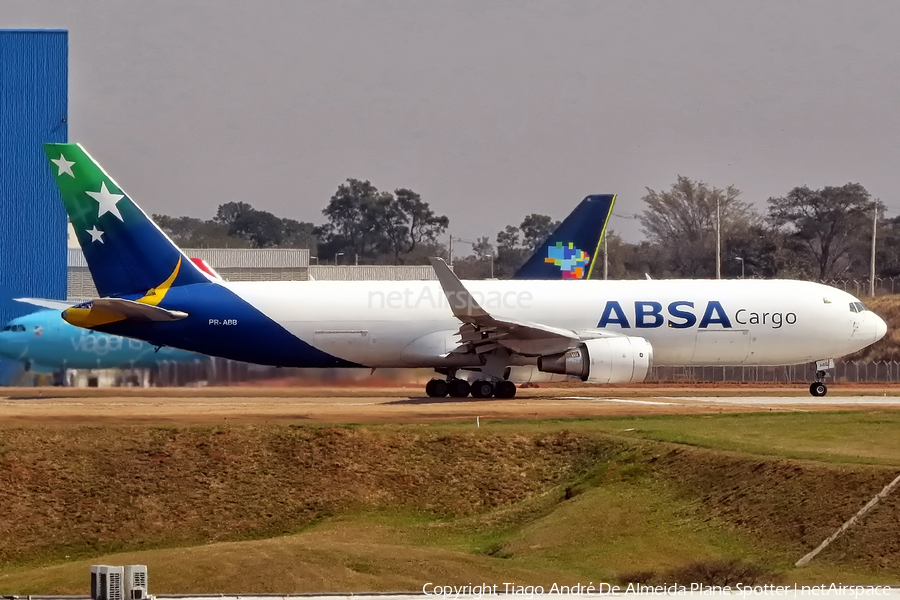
[0,302,203,373]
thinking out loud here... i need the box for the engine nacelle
[536,336,653,383]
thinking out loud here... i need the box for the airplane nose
[875,314,888,342]
[0,332,23,359]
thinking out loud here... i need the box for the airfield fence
[823,276,900,297]
[649,361,900,383]
[146,358,900,386]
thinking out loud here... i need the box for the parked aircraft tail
[513,194,615,280]
[43,143,209,298]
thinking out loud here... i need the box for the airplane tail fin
[513,194,616,280]
[43,143,209,298]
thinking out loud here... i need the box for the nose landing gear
[809,361,832,397]
[809,379,827,397]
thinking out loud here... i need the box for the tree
[280,218,318,250]
[489,213,560,278]
[519,214,560,251]
[316,178,382,260]
[392,188,450,263]
[494,225,527,278]
[154,215,250,248]
[639,176,757,277]
[317,179,449,264]
[767,183,878,280]
[214,202,255,228]
[600,232,666,279]
[213,201,317,250]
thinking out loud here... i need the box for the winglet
[428,257,490,322]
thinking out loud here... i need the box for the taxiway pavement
[2,385,900,425]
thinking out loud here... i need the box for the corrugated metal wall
[309,265,438,281]
[0,30,68,326]
[67,248,309,268]
[66,248,439,298]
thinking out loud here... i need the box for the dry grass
[0,425,617,567]
[847,296,900,361]
[3,419,900,593]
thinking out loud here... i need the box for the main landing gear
[425,378,517,399]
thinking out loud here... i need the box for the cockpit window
[849,302,870,313]
[1,325,9,331]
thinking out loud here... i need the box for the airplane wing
[429,257,616,356]
[14,297,77,311]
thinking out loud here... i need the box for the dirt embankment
[652,446,900,569]
[0,426,616,566]
[2,425,900,573]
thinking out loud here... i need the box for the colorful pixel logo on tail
[513,194,616,280]
[545,242,591,279]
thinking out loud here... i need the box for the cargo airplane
[0,197,612,379]
[43,144,886,398]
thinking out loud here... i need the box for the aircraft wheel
[471,380,495,398]
[426,379,449,398]
[448,379,471,398]
[809,382,827,397]
[494,380,517,398]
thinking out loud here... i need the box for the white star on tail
[86,225,104,244]
[51,154,75,177]
[86,181,125,221]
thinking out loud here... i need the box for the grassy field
[560,411,900,465]
[3,414,900,593]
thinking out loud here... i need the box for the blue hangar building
[0,30,68,383]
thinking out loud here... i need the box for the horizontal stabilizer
[14,297,77,311]
[63,298,188,329]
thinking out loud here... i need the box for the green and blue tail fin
[43,143,209,298]
[513,194,616,280]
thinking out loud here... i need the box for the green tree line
[154,175,895,281]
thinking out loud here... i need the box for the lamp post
[735,256,744,279]
[871,206,879,297]
[716,196,721,280]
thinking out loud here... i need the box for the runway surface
[3,385,900,424]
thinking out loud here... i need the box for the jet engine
[536,336,653,383]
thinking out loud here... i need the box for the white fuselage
[222,278,885,368]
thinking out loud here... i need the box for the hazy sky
[5,0,900,244]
